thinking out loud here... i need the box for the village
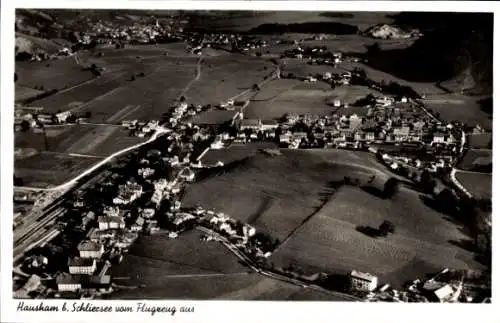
[13,14,491,303]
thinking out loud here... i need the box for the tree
[84,111,92,119]
[383,178,399,198]
[420,170,437,193]
[379,220,395,235]
[252,84,260,91]
[20,120,31,132]
[180,96,186,102]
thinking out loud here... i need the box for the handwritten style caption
[17,301,195,316]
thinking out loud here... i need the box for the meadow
[14,152,103,188]
[271,186,485,288]
[455,171,492,200]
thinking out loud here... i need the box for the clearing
[183,149,393,242]
[271,185,485,288]
[14,152,103,188]
[455,171,492,200]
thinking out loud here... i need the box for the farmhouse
[77,240,104,259]
[350,270,378,292]
[56,273,82,292]
[261,120,279,131]
[98,216,126,230]
[131,216,145,232]
[179,167,195,182]
[240,119,262,131]
[68,258,97,275]
[393,126,410,142]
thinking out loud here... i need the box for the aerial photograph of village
[12,9,492,303]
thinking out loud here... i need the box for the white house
[68,258,97,275]
[56,274,81,292]
[350,270,378,292]
[77,241,104,259]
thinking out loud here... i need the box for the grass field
[183,149,393,242]
[201,142,278,165]
[457,149,492,172]
[30,70,130,113]
[15,85,44,102]
[467,133,492,149]
[455,171,492,200]
[246,80,336,120]
[422,95,492,129]
[183,55,273,106]
[79,60,198,122]
[190,110,236,126]
[110,230,351,300]
[271,185,485,288]
[15,124,147,157]
[14,152,103,188]
[16,57,95,92]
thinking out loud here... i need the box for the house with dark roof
[77,240,104,259]
[68,258,97,275]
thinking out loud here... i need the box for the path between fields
[196,226,360,301]
[15,127,170,192]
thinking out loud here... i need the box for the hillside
[363,12,493,96]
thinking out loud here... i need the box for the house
[433,284,455,302]
[393,126,410,142]
[179,167,195,182]
[433,133,446,144]
[77,241,104,259]
[56,273,82,292]
[98,216,125,230]
[240,119,262,131]
[131,216,145,232]
[365,132,375,142]
[68,258,97,275]
[350,270,378,292]
[87,228,116,243]
[56,111,72,123]
[261,120,279,131]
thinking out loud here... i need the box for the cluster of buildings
[121,119,160,137]
[14,108,76,131]
[360,268,489,303]
[81,16,185,45]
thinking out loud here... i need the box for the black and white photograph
[1,1,496,322]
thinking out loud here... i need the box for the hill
[363,12,493,96]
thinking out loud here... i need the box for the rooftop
[77,240,103,252]
[350,270,377,282]
[68,257,96,267]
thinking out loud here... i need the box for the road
[16,127,169,192]
[196,226,360,301]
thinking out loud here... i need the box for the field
[78,60,198,122]
[23,49,200,122]
[15,85,44,102]
[201,142,278,165]
[183,55,274,106]
[271,185,485,288]
[422,94,492,129]
[190,110,236,126]
[183,149,393,242]
[15,124,147,157]
[457,149,492,172]
[467,133,492,149]
[16,57,95,92]
[245,79,336,120]
[14,152,103,188]
[110,230,351,300]
[455,171,492,200]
